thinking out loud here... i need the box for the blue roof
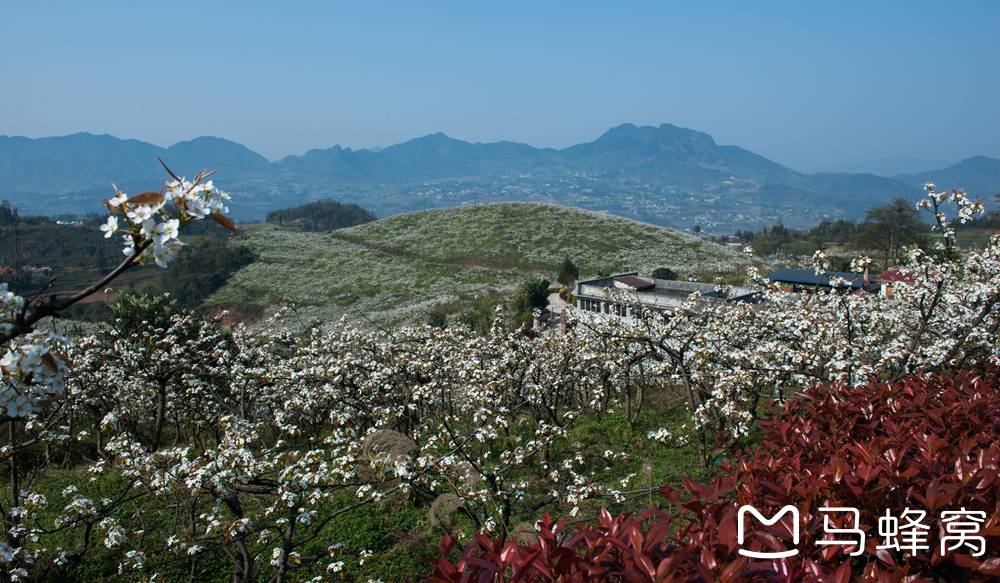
[766,268,878,291]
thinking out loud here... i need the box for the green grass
[209,203,744,329]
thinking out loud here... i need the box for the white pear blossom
[100,215,119,238]
[165,179,194,201]
[186,196,210,219]
[125,204,157,225]
[154,219,180,245]
[152,242,178,268]
[108,188,128,208]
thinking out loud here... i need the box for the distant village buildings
[764,268,879,293]
[763,267,918,297]
[570,264,907,323]
[573,272,756,319]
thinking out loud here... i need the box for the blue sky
[1,1,997,173]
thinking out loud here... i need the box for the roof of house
[878,268,916,285]
[613,274,655,291]
[766,268,879,291]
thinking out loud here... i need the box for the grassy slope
[210,203,742,328]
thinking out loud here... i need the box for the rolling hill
[208,203,746,328]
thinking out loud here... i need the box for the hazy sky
[2,1,998,174]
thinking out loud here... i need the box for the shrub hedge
[429,367,1000,582]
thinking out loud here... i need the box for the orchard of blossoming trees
[0,174,996,581]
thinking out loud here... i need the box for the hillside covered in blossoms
[210,203,746,329]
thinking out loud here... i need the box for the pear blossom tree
[0,162,235,579]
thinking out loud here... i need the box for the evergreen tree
[651,267,678,280]
[556,257,579,286]
[511,278,550,322]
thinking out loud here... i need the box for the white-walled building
[573,272,756,320]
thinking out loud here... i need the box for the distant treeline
[266,199,376,232]
[0,201,234,275]
[727,198,931,259]
[728,219,862,257]
[723,196,999,269]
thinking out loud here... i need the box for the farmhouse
[877,267,916,297]
[574,272,756,318]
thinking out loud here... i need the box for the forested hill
[265,199,375,231]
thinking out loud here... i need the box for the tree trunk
[152,384,166,451]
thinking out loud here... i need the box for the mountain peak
[603,122,639,135]
[164,136,270,171]
[959,155,1000,165]
[387,132,469,154]
[61,132,128,143]
[171,135,242,147]
[410,132,458,144]
[592,122,717,147]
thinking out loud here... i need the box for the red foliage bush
[428,368,1000,582]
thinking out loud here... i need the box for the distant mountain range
[1,123,997,231]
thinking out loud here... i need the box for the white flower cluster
[573,193,997,448]
[850,255,873,273]
[0,169,235,422]
[916,181,986,250]
[0,166,241,579]
[102,173,232,267]
[0,284,24,334]
[0,332,69,418]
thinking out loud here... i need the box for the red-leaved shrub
[428,368,1000,581]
